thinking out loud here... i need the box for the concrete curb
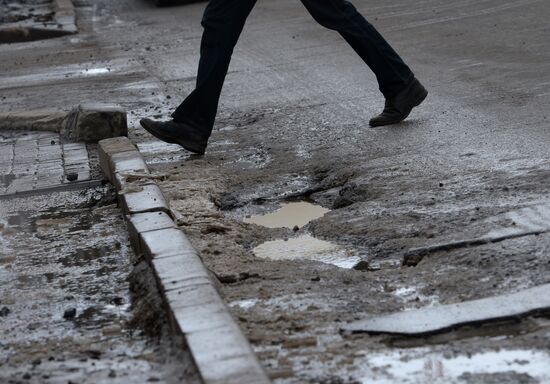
[0,0,77,44]
[98,137,270,384]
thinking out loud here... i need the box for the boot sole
[140,120,206,155]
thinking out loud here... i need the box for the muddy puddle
[244,201,361,268]
[244,201,329,229]
[254,234,361,268]
[357,348,550,383]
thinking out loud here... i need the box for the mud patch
[127,260,167,337]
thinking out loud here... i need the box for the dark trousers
[173,0,414,136]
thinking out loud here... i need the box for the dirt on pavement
[2,0,550,382]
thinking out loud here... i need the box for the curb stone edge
[98,137,271,384]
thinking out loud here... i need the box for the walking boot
[139,118,208,155]
[369,78,428,127]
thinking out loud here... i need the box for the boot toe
[369,112,405,127]
[369,116,386,127]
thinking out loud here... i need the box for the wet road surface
[1,0,550,382]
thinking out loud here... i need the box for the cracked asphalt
[1,0,550,383]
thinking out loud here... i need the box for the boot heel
[413,87,428,107]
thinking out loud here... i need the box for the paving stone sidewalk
[0,131,199,383]
[0,131,91,196]
[0,188,197,383]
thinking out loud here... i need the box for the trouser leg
[300,0,414,98]
[172,0,257,136]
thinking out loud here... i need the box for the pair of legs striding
[140,0,428,155]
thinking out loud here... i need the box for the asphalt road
[2,0,550,383]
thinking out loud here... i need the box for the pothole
[244,201,362,268]
[244,201,329,229]
[253,234,360,269]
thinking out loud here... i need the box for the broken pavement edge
[343,283,550,337]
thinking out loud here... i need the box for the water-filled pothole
[254,234,360,269]
[244,201,361,268]
[244,201,329,229]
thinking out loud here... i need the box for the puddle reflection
[244,201,329,229]
[253,234,360,269]
[245,201,360,268]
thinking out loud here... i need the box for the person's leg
[172,0,257,136]
[300,0,427,126]
[140,0,257,154]
[300,0,413,99]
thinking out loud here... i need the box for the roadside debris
[343,283,550,336]
[62,307,76,320]
[66,172,78,182]
[0,105,127,143]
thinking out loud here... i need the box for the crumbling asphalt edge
[98,136,271,384]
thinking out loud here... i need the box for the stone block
[119,182,171,217]
[0,109,67,132]
[98,137,137,182]
[110,151,149,180]
[162,275,213,294]
[170,300,234,334]
[6,175,35,194]
[113,172,128,192]
[186,325,270,384]
[63,143,89,166]
[64,104,127,143]
[152,255,211,291]
[166,283,223,311]
[126,211,176,255]
[140,227,195,260]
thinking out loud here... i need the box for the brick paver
[0,131,91,195]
